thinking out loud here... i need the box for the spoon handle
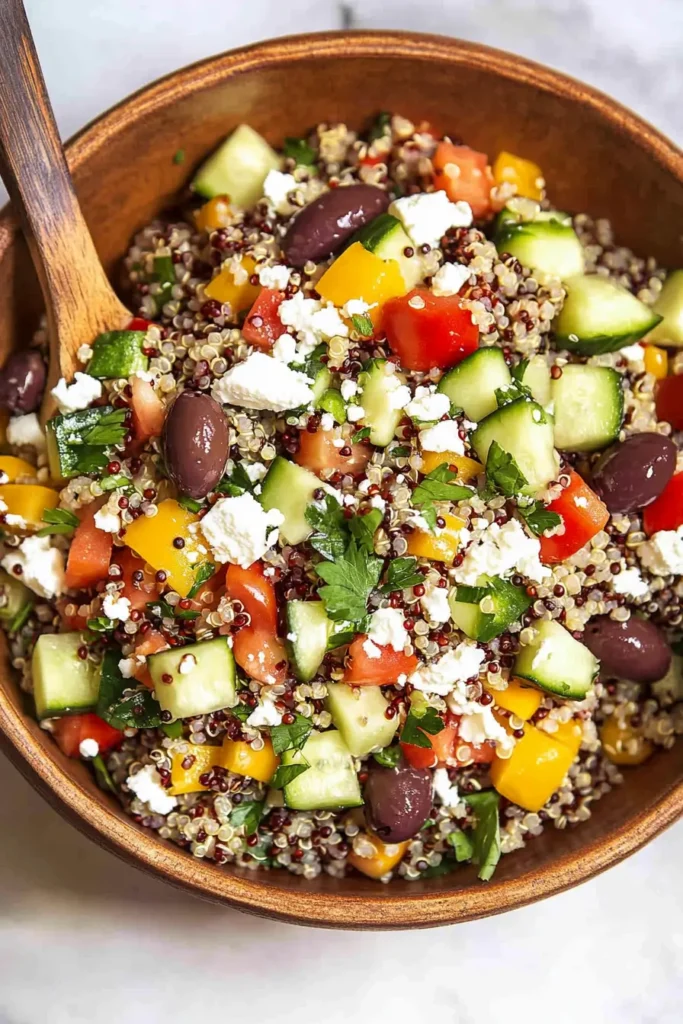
[0,0,128,395]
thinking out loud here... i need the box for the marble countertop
[2,2,682,1020]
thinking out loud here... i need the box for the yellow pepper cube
[600,714,653,766]
[420,450,483,484]
[0,456,37,483]
[348,832,409,880]
[0,483,59,532]
[204,254,260,315]
[490,677,542,722]
[170,743,223,795]
[316,242,406,326]
[552,718,584,757]
[490,724,576,812]
[220,735,280,784]
[406,511,465,565]
[194,195,233,233]
[122,498,203,598]
[642,344,668,380]
[493,151,545,201]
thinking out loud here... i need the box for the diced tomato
[128,317,154,332]
[343,636,418,686]
[241,288,285,350]
[643,472,683,536]
[53,713,122,759]
[64,502,113,590]
[116,547,159,612]
[226,562,278,633]
[295,428,372,477]
[132,628,170,688]
[433,142,495,220]
[381,288,479,371]
[130,375,165,442]
[233,628,288,685]
[539,470,610,564]
[655,375,683,431]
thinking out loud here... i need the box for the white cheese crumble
[126,764,177,815]
[77,343,93,364]
[367,607,408,652]
[51,372,103,414]
[619,342,646,370]
[103,594,131,621]
[212,352,313,412]
[6,413,45,450]
[94,492,123,534]
[272,333,297,364]
[455,519,551,585]
[247,695,284,728]
[385,374,411,410]
[118,657,139,679]
[343,299,372,317]
[311,305,349,339]
[178,653,197,675]
[638,528,683,576]
[369,495,387,513]
[433,767,460,808]
[320,412,335,432]
[420,581,451,624]
[456,705,514,757]
[1,535,65,598]
[200,492,284,567]
[346,405,365,423]
[262,169,297,214]
[431,262,471,297]
[244,462,268,484]
[79,738,99,759]
[409,642,485,696]
[405,386,450,422]
[611,565,649,598]
[390,191,473,247]
[419,420,465,454]
[340,379,359,401]
[362,638,382,660]
[257,264,292,290]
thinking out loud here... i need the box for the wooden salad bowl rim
[0,30,681,928]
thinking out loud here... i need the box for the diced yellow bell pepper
[348,832,409,880]
[642,344,668,380]
[552,718,583,757]
[317,242,406,326]
[220,735,280,783]
[406,511,465,565]
[420,450,483,484]
[194,195,233,233]
[600,713,654,766]
[204,254,260,314]
[490,724,576,812]
[0,456,37,483]
[0,483,59,532]
[493,151,544,201]
[169,743,223,795]
[122,498,203,598]
[490,677,542,722]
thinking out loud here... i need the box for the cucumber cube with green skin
[87,331,148,379]
[191,124,281,208]
[45,405,120,480]
[325,683,399,757]
[260,457,337,545]
[554,275,662,354]
[472,398,559,495]
[358,359,408,447]
[352,212,423,289]
[551,365,624,452]
[32,632,100,720]
[495,220,585,280]
[513,619,598,700]
[310,366,332,406]
[0,570,32,625]
[286,601,333,682]
[517,354,551,409]
[448,576,531,644]
[148,637,236,721]
[647,269,683,347]
[282,730,363,811]
[437,347,511,422]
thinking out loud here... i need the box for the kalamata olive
[162,391,228,499]
[591,433,677,514]
[0,350,46,413]
[282,184,390,267]
[583,615,671,683]
[364,757,433,843]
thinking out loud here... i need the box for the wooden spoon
[0,0,130,421]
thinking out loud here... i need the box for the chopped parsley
[305,494,349,561]
[518,502,562,536]
[37,507,79,537]
[466,790,502,881]
[230,800,265,836]
[380,556,424,594]
[315,539,383,623]
[447,828,474,863]
[483,440,528,498]
[270,713,313,755]
[372,745,402,768]
[400,705,444,749]
[348,507,383,552]
[283,136,317,165]
[270,761,310,790]
[351,427,371,443]
[188,562,215,598]
[81,408,129,446]
[350,312,374,337]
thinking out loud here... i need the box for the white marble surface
[2,2,682,1020]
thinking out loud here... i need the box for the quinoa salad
[1,114,682,886]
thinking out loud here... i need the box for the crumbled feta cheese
[278,290,321,346]
[346,405,365,423]
[94,492,122,534]
[406,386,450,422]
[620,342,646,370]
[457,705,514,757]
[244,462,268,484]
[6,413,45,450]
[532,638,555,671]
[1,535,65,598]
[212,352,313,412]
[639,528,683,576]
[611,565,649,598]
[433,767,460,808]
[118,657,138,679]
[272,333,297,364]
[431,262,471,297]
[367,607,407,651]
[79,738,99,759]
[390,191,473,247]
[320,413,335,432]
[103,594,131,621]
[419,420,465,454]
[51,373,103,414]
[247,695,284,728]
[343,299,371,317]
[178,653,197,675]
[258,264,292,290]
[262,169,297,214]
[340,379,359,401]
[77,343,93,364]
[362,638,382,659]
[126,764,177,814]
[310,305,349,339]
[409,642,485,696]
[369,495,386,513]
[200,492,284,567]
[455,519,551,585]
[385,374,411,410]
[420,582,451,624]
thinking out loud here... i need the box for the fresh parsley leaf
[270,760,310,789]
[484,440,528,498]
[368,111,391,141]
[390,445,411,458]
[216,462,254,497]
[325,629,357,651]
[305,494,349,561]
[351,312,374,337]
[8,601,32,634]
[400,706,445,749]
[178,495,204,513]
[87,616,115,634]
[351,427,371,443]
[348,508,382,552]
[420,856,458,878]
[466,790,501,882]
[418,505,438,533]
[315,539,383,622]
[519,503,562,536]
[270,713,312,755]
[100,473,134,493]
[37,507,79,536]
[106,687,162,729]
[81,408,128,447]
[230,703,252,723]
[187,562,215,598]
[412,464,472,507]
[447,828,474,863]
[381,556,423,594]
[283,136,316,165]
[230,800,265,836]
[373,745,402,768]
[96,649,128,726]
[421,818,436,830]
[92,753,116,793]
[511,358,529,384]
[454,577,531,643]
[173,149,186,165]
[161,720,184,739]
[147,599,198,622]
[495,381,532,408]
[246,837,274,863]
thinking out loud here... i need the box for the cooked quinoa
[1,112,682,885]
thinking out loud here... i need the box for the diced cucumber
[551,365,623,452]
[448,576,531,643]
[513,618,598,700]
[148,637,236,720]
[518,355,552,409]
[647,269,683,347]
[87,331,148,379]
[554,275,662,354]
[286,601,332,682]
[495,219,585,280]
[191,124,281,208]
[310,366,332,405]
[317,388,346,424]
[151,255,176,313]
[352,213,422,289]
[282,730,362,810]
[437,347,511,422]
[494,199,572,233]
[472,398,559,495]
[260,456,336,545]
[283,136,317,166]
[0,569,33,626]
[652,653,683,702]
[32,632,100,720]
[358,359,407,447]
[45,406,119,480]
[325,682,399,757]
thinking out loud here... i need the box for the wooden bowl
[1,31,681,929]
